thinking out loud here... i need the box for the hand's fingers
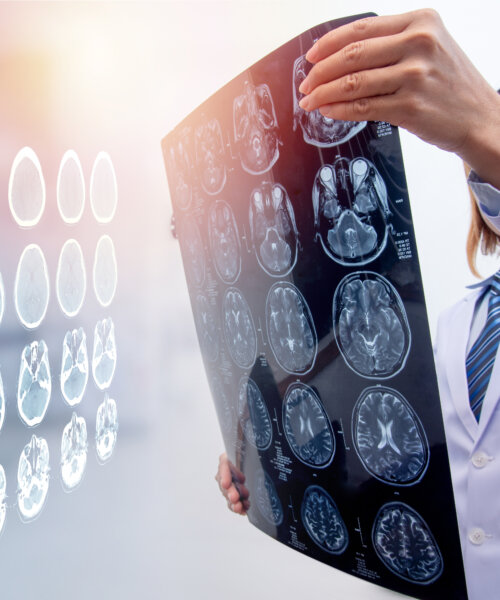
[233,482,250,500]
[229,500,247,516]
[300,33,406,95]
[216,454,233,490]
[229,463,246,484]
[306,13,414,63]
[300,65,402,112]
[317,93,408,128]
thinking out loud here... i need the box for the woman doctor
[215,9,500,599]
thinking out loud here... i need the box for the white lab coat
[435,282,500,600]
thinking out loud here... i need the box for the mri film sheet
[162,14,466,600]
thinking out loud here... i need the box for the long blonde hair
[465,164,500,277]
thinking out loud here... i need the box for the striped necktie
[466,272,500,422]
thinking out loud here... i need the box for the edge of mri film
[8,147,46,227]
[352,386,430,486]
[57,149,85,224]
[14,244,50,329]
[283,383,335,469]
[333,271,411,379]
[90,151,118,223]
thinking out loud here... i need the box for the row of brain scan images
[254,472,443,585]
[195,272,410,379]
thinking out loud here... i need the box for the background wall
[0,1,498,599]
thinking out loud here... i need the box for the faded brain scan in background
[60,328,89,406]
[56,239,86,318]
[17,340,52,427]
[57,150,85,224]
[8,147,46,227]
[95,394,118,463]
[17,435,50,522]
[195,118,226,195]
[15,244,50,329]
[60,412,88,491]
[167,127,193,211]
[92,318,117,390]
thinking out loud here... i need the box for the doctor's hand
[215,453,250,516]
[298,9,500,190]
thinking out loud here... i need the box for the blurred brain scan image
[93,235,118,307]
[56,239,86,318]
[255,470,283,526]
[17,340,51,427]
[92,317,117,390]
[208,200,241,285]
[266,282,317,375]
[194,294,220,363]
[222,288,257,369]
[249,183,298,277]
[238,377,272,450]
[15,244,50,329]
[95,394,118,463]
[283,383,334,468]
[0,465,6,534]
[208,374,234,435]
[333,272,411,378]
[0,373,5,433]
[167,127,193,211]
[353,386,429,485]
[372,502,443,584]
[313,157,390,266]
[57,150,85,224]
[17,434,50,522]
[60,328,89,406]
[0,272,5,325]
[301,485,349,554]
[178,218,206,288]
[233,81,280,175]
[8,147,46,227]
[293,55,366,147]
[61,412,88,491]
[195,118,226,195]
[90,151,117,223]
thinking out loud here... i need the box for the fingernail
[305,44,318,62]
[299,79,309,95]
[299,96,310,110]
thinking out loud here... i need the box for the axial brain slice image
[301,485,349,554]
[61,412,88,491]
[255,470,283,526]
[95,394,119,463]
[61,328,89,406]
[283,384,334,468]
[353,387,429,485]
[373,502,444,584]
[195,118,226,195]
[313,157,390,265]
[194,294,220,363]
[233,81,280,175]
[334,273,410,378]
[17,340,52,427]
[93,235,118,307]
[178,218,206,288]
[92,317,117,390]
[266,282,317,374]
[167,127,193,211]
[56,239,86,317]
[249,183,298,277]
[17,435,50,522]
[57,150,85,224]
[15,244,50,329]
[208,200,241,284]
[293,55,366,147]
[238,377,272,450]
[222,288,257,369]
[90,152,117,223]
[9,147,46,227]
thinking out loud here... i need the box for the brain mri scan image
[208,200,241,284]
[255,470,283,526]
[195,118,226,195]
[90,152,117,223]
[372,502,443,584]
[353,386,429,485]
[61,328,89,406]
[92,318,117,390]
[233,81,280,175]
[301,485,349,554]
[238,377,272,450]
[93,234,118,307]
[194,294,220,363]
[15,244,50,329]
[18,340,51,427]
[313,157,390,266]
[0,373,5,433]
[57,150,85,224]
[167,127,193,211]
[17,435,50,522]
[293,55,366,147]
[96,394,118,463]
[333,272,411,378]
[56,239,86,317]
[249,183,298,277]
[266,282,317,374]
[222,288,257,369]
[0,465,6,534]
[178,218,206,288]
[8,147,46,227]
[283,383,334,468]
[208,375,234,435]
[61,412,88,491]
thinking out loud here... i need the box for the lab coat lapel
[445,294,479,441]
[476,345,500,442]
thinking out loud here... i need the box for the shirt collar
[467,273,496,290]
